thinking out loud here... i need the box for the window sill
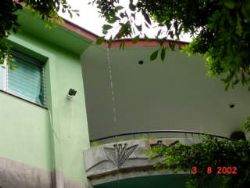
[0,90,48,110]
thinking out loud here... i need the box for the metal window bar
[90,130,230,144]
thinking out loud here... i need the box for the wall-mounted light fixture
[67,88,77,99]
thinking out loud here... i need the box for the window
[0,51,45,106]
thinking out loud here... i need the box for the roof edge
[61,19,189,48]
[104,39,188,48]
[62,19,98,41]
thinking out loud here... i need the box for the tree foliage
[93,0,250,90]
[147,134,250,188]
[146,117,250,187]
[0,0,77,63]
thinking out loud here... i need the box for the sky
[59,0,106,35]
[59,0,192,42]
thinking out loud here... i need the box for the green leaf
[142,10,151,25]
[96,37,105,45]
[132,35,140,43]
[131,13,136,19]
[160,47,166,61]
[129,0,136,11]
[109,16,120,23]
[107,37,113,48]
[232,79,239,85]
[115,22,131,39]
[224,0,236,9]
[225,82,230,91]
[103,24,113,30]
[143,34,150,41]
[119,41,125,49]
[169,42,175,50]
[129,3,136,11]
[120,12,125,18]
[236,13,242,36]
[135,24,142,31]
[156,29,162,38]
[150,50,159,61]
[115,6,124,11]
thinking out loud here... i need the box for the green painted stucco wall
[0,26,90,186]
[0,92,51,170]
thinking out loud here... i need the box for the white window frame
[0,60,8,91]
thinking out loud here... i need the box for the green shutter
[8,52,45,105]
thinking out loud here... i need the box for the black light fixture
[67,88,77,99]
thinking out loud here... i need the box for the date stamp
[191,166,238,175]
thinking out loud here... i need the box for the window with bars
[0,51,45,106]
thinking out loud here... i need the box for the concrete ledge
[84,137,198,185]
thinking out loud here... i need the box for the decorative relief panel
[84,138,184,179]
[104,143,138,168]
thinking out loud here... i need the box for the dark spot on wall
[229,104,235,108]
[138,60,144,65]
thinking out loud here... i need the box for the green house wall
[0,28,90,187]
